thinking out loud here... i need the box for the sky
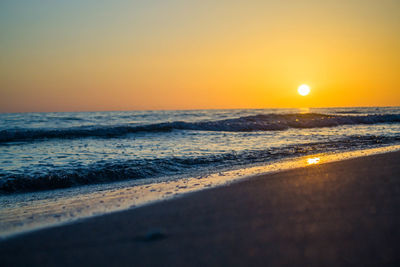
[1,0,399,112]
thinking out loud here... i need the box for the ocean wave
[334,110,364,114]
[1,135,399,193]
[1,113,400,143]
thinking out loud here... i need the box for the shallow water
[0,107,400,236]
[1,107,399,193]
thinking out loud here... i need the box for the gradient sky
[1,0,399,112]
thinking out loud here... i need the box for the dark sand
[1,151,400,266]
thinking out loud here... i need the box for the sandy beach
[2,0,399,265]
[1,151,400,266]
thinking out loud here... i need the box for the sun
[298,84,311,96]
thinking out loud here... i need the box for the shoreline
[1,150,400,265]
[1,144,400,238]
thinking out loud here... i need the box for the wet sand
[1,151,400,266]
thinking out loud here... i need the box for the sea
[1,107,400,236]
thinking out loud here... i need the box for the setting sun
[298,84,311,96]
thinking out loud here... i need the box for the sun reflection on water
[298,107,310,114]
[307,157,320,165]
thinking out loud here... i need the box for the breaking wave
[1,135,399,193]
[1,113,400,143]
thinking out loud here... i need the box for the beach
[1,151,399,266]
[2,0,399,265]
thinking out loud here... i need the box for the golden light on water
[298,84,311,96]
[307,157,320,165]
[298,107,310,114]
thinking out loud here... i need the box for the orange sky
[1,0,399,112]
